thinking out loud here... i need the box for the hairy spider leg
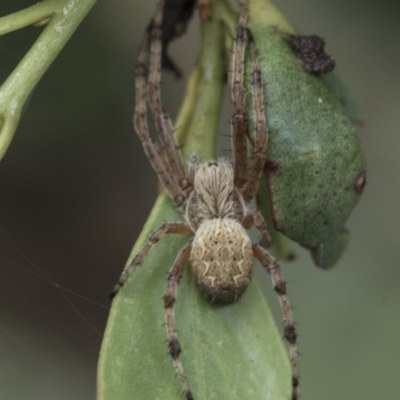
[230,5,250,189]
[147,3,191,195]
[110,222,192,298]
[242,209,271,248]
[253,244,300,400]
[164,241,194,400]
[241,35,268,203]
[232,10,300,396]
[134,4,189,207]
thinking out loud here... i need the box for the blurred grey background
[0,0,398,399]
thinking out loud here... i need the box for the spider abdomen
[190,218,253,306]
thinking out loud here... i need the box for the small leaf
[246,0,367,267]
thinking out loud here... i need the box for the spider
[110,1,299,399]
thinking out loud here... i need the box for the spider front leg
[230,5,268,202]
[147,1,191,195]
[230,7,250,189]
[242,34,268,203]
[110,222,192,298]
[135,0,192,208]
[135,36,187,207]
[252,244,300,400]
[164,241,193,400]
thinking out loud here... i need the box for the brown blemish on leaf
[264,159,281,173]
[287,34,335,75]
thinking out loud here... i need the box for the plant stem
[0,0,97,161]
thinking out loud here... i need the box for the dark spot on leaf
[286,252,296,261]
[264,159,280,173]
[287,34,335,75]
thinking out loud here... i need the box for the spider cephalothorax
[111,1,300,399]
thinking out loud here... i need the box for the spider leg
[147,1,191,196]
[135,35,187,207]
[110,222,192,298]
[242,209,271,248]
[230,5,249,190]
[164,241,194,400]
[241,34,268,203]
[252,244,300,400]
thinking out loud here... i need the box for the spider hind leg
[253,244,300,400]
[164,241,194,400]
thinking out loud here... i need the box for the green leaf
[98,194,291,400]
[245,0,367,268]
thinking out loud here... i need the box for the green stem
[0,0,97,161]
[175,4,227,161]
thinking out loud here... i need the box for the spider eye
[174,195,184,205]
[179,178,190,189]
